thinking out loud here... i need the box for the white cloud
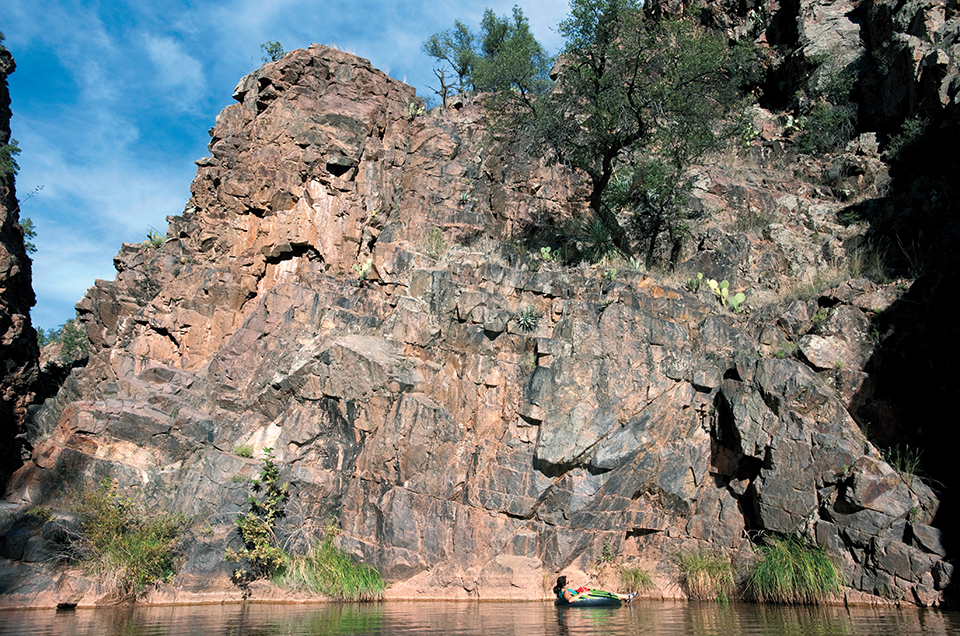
[143,35,207,109]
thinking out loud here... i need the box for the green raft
[554,589,622,607]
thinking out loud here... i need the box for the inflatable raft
[554,590,623,607]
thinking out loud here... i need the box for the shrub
[226,448,289,580]
[273,522,385,601]
[59,319,90,363]
[676,549,735,601]
[744,535,840,604]
[72,478,188,599]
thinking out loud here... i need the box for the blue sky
[2,0,568,331]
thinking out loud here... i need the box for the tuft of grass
[72,478,188,600]
[233,444,254,458]
[676,549,735,601]
[744,535,840,604]
[274,523,385,601]
[424,227,446,260]
[882,444,922,487]
[618,564,653,592]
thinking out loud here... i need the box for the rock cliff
[1,0,958,608]
[0,40,37,487]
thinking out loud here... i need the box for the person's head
[553,575,567,594]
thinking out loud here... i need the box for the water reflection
[1,600,958,636]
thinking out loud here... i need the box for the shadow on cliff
[842,117,960,604]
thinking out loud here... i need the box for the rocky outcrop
[0,42,954,609]
[0,40,37,486]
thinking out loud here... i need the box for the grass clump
[882,444,922,487]
[274,522,385,601]
[233,444,254,458]
[676,549,735,601]
[618,564,653,593]
[73,478,188,600]
[744,535,840,604]
[424,227,446,259]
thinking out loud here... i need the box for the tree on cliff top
[422,6,552,108]
[522,0,750,262]
[427,1,753,265]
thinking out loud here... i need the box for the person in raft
[553,576,637,603]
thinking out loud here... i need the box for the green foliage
[18,217,37,254]
[145,228,166,248]
[73,478,188,599]
[422,20,478,96]
[274,521,385,601]
[38,319,91,362]
[60,319,90,362]
[573,215,619,264]
[471,6,552,105]
[618,564,653,592]
[676,549,735,601]
[686,272,704,292]
[424,227,446,259]
[702,275,746,311]
[796,65,858,154]
[602,268,617,281]
[745,535,840,604]
[352,257,373,284]
[882,444,922,487]
[771,341,799,359]
[233,444,254,458]
[798,101,857,154]
[423,6,551,107]
[885,116,931,164]
[0,138,21,177]
[515,3,750,263]
[515,306,540,332]
[539,246,561,262]
[260,41,284,63]
[226,448,290,580]
[596,540,617,564]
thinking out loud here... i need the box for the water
[1,601,959,636]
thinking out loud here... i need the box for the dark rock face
[0,42,38,486]
[0,42,954,608]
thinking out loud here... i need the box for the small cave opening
[326,162,353,178]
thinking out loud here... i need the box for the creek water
[1,600,959,636]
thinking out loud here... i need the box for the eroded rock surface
[0,43,954,608]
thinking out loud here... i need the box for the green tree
[260,41,284,63]
[422,6,551,108]
[18,217,36,254]
[59,319,90,363]
[422,20,478,98]
[513,0,749,264]
[0,138,20,178]
[472,6,552,106]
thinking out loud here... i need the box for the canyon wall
[1,0,958,609]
